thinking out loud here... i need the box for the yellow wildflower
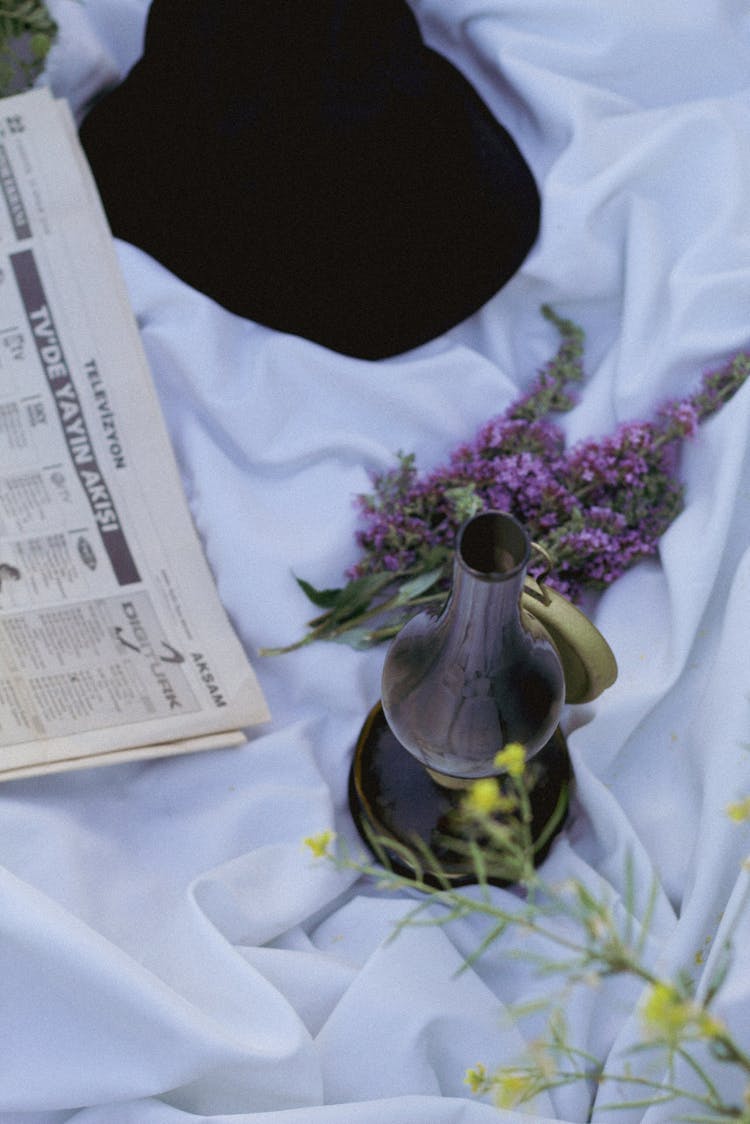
[699,1011,726,1039]
[494,742,526,778]
[464,778,504,816]
[493,1069,535,1110]
[464,1063,488,1094]
[726,796,750,823]
[304,830,335,858]
[641,983,692,1045]
[641,982,721,1046]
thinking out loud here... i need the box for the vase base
[348,702,571,889]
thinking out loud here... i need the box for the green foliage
[0,1,57,97]
[260,559,449,654]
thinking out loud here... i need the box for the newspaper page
[0,88,270,780]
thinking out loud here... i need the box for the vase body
[381,511,564,780]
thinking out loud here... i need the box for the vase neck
[446,510,529,628]
[436,514,530,647]
[445,557,526,633]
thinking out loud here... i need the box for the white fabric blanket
[5,1,750,1121]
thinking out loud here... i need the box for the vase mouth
[457,511,530,579]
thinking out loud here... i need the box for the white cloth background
[4,0,750,1120]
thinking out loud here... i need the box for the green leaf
[29,30,49,57]
[330,627,378,650]
[297,571,396,619]
[328,572,396,623]
[294,575,344,610]
[392,567,444,607]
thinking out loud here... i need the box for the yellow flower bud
[493,1070,534,1110]
[465,778,503,816]
[494,742,526,778]
[304,830,335,858]
[699,1011,725,1039]
[641,983,691,1044]
[464,1063,488,1094]
[726,797,750,823]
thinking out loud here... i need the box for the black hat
[80,1,540,359]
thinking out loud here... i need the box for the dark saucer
[348,702,571,889]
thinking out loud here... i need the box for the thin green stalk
[593,1070,730,1116]
[675,1045,724,1108]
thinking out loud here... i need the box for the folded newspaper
[0,88,270,781]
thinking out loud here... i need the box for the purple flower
[280,318,750,654]
[333,315,750,645]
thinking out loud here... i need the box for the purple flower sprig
[263,310,750,653]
